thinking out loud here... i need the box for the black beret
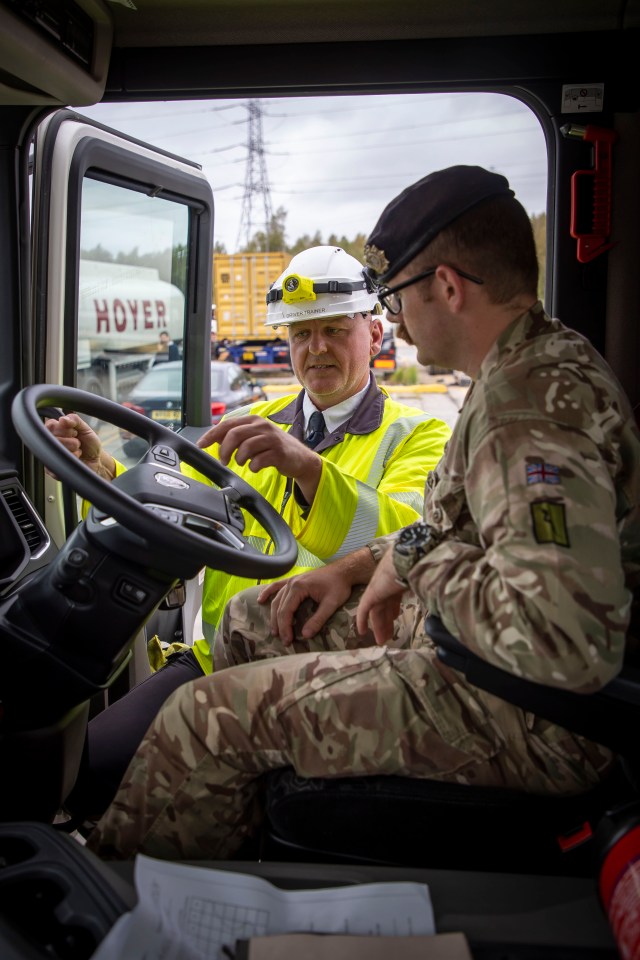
[364,165,514,284]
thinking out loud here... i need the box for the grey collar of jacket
[269,372,386,451]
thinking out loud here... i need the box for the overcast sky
[76,93,547,254]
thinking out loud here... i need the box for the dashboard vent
[1,485,49,557]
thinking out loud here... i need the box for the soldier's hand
[356,547,405,645]
[198,415,323,502]
[258,568,354,646]
[44,413,116,481]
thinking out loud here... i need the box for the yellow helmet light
[281,273,316,304]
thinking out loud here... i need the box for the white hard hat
[265,246,380,327]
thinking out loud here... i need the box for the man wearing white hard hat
[49,245,450,821]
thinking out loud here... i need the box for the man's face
[288,314,383,408]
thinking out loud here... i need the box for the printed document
[90,855,435,960]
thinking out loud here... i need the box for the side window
[76,178,188,461]
[76,175,189,464]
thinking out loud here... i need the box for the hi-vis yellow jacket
[184,377,450,673]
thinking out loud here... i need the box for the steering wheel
[11,384,298,579]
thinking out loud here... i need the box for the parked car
[121,360,267,455]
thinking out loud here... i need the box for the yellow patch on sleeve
[530,500,570,547]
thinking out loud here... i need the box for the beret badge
[363,244,389,276]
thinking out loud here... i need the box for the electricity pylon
[236,99,274,251]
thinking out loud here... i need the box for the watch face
[396,522,432,553]
[393,523,433,582]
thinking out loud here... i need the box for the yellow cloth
[146,634,191,672]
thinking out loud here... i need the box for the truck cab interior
[1,1,639,958]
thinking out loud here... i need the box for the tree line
[219,206,547,300]
[83,207,546,301]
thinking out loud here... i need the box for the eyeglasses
[375,265,484,315]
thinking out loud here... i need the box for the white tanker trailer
[76,260,185,402]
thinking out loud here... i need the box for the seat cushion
[263,766,636,874]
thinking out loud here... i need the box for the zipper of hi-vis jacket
[257,477,294,584]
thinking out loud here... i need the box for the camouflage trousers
[213,583,426,669]
[87,586,613,862]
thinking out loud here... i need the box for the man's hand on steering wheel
[14,384,298,580]
[45,413,116,481]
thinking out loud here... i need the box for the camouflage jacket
[379,302,640,692]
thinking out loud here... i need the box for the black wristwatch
[392,522,437,585]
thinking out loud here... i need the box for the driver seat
[261,616,640,874]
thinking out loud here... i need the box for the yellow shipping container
[212,252,292,341]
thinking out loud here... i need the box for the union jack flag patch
[526,461,560,485]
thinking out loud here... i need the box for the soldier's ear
[435,264,466,311]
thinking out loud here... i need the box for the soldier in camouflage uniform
[87,165,640,862]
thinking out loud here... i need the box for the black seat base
[263,763,636,875]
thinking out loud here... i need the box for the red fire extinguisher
[596,801,640,959]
